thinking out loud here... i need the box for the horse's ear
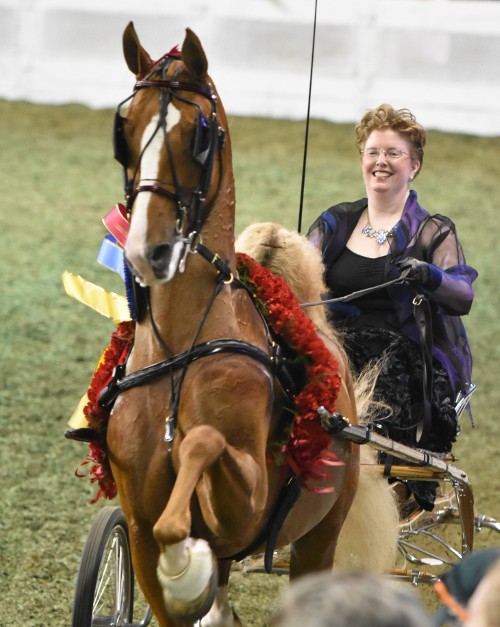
[122,21,153,77]
[181,28,208,80]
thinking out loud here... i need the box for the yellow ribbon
[61,271,131,323]
[67,393,90,430]
[66,342,112,428]
[62,271,131,427]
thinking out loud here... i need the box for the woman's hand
[397,258,431,286]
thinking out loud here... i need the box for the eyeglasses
[360,148,410,160]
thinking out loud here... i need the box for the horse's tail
[334,362,399,573]
[352,360,392,425]
[334,446,399,572]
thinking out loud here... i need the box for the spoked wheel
[72,506,136,626]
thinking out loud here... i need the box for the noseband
[113,51,226,272]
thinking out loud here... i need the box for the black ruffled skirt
[342,327,458,510]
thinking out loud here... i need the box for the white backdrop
[1,0,500,136]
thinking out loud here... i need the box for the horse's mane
[235,222,349,376]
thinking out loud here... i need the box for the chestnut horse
[107,23,360,626]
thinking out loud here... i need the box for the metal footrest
[388,568,439,586]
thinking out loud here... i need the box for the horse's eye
[191,113,212,167]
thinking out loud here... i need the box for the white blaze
[127,104,182,249]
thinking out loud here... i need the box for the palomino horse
[106,23,363,626]
[235,224,399,576]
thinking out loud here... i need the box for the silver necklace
[361,220,397,245]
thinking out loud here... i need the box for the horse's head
[117,23,228,286]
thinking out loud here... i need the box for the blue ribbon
[97,234,125,279]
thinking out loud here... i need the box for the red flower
[237,253,343,491]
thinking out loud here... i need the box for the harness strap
[383,454,395,477]
[228,475,302,572]
[132,183,179,204]
[98,338,278,412]
[413,293,433,443]
[166,273,227,440]
[196,243,234,282]
[264,475,301,572]
[135,79,212,98]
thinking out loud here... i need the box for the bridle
[113,50,226,273]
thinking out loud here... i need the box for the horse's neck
[136,273,250,363]
[136,189,252,358]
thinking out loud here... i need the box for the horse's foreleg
[152,425,225,621]
[125,519,179,626]
[154,423,265,546]
[154,425,227,545]
[152,424,264,622]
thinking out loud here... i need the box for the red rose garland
[76,320,135,503]
[236,253,343,490]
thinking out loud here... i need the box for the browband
[134,79,213,99]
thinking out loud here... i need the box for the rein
[300,275,410,308]
[160,265,232,442]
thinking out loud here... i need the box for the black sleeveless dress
[327,249,457,510]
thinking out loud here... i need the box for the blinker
[192,112,212,167]
[113,110,129,167]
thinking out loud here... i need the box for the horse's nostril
[148,243,171,277]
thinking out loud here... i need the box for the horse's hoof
[158,538,218,622]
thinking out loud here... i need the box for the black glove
[396,257,430,286]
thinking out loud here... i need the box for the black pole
[297,0,318,234]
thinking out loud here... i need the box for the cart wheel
[72,506,134,627]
